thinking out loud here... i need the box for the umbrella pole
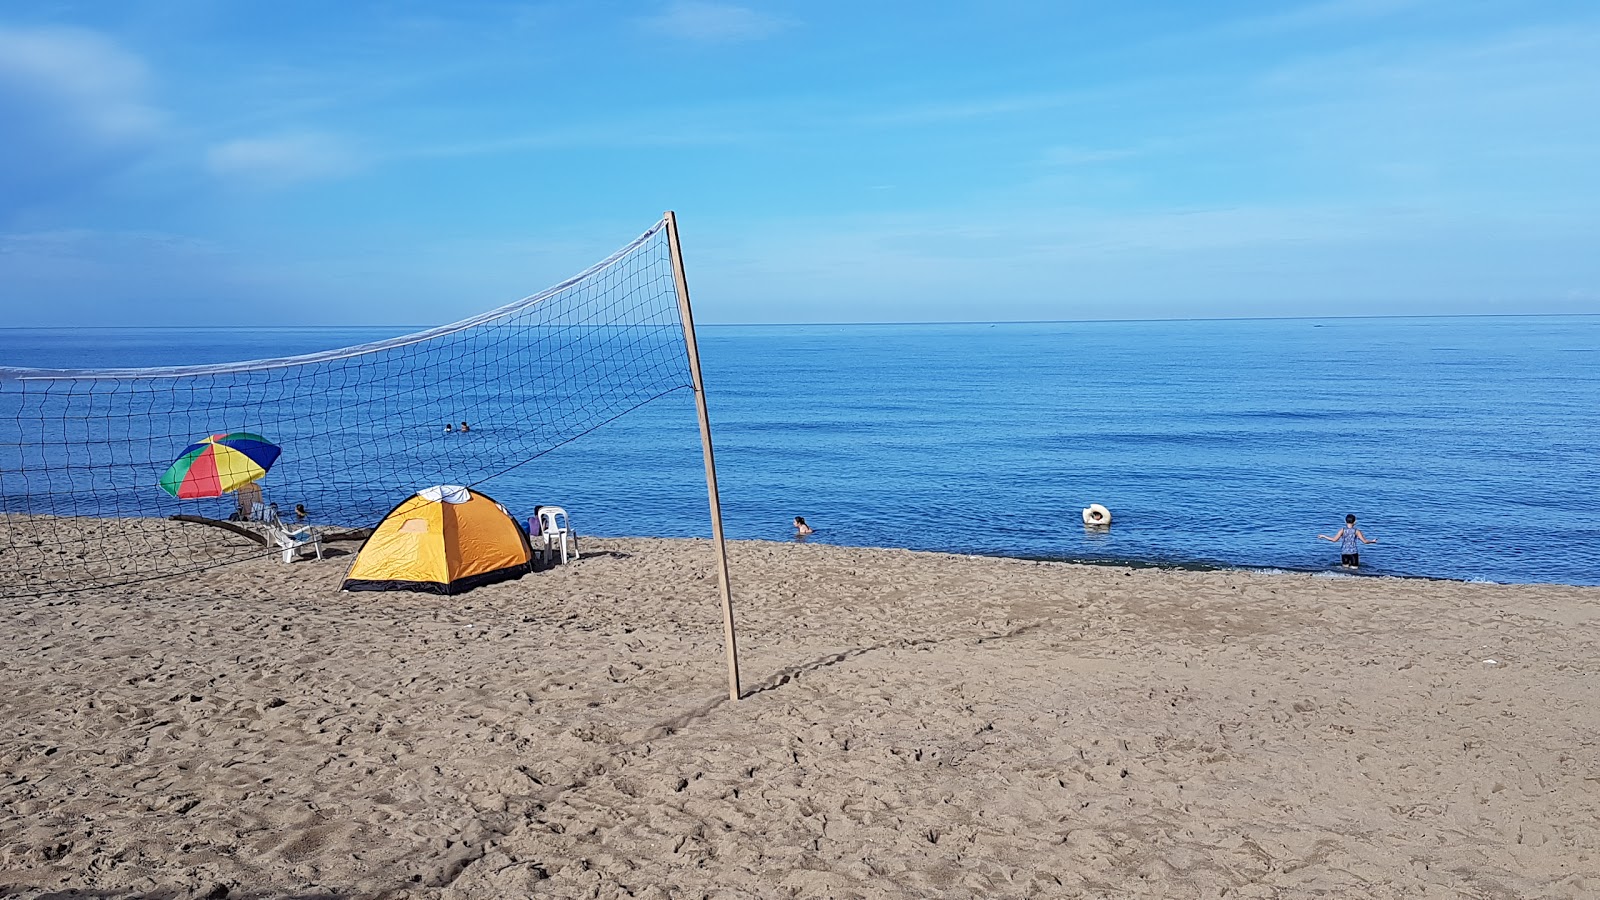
[664,210,741,702]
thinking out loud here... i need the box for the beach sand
[2,533,1597,898]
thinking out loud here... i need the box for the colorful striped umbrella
[159,432,282,499]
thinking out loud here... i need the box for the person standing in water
[793,516,814,538]
[1320,514,1376,568]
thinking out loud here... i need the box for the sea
[2,316,1597,586]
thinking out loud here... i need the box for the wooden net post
[664,211,741,702]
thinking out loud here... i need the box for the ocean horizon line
[2,311,1597,333]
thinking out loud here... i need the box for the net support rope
[0,218,695,597]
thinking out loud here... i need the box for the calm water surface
[3,317,1597,585]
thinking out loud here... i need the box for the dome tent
[342,485,534,594]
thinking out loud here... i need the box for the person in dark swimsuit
[1320,514,1376,568]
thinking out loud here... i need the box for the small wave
[1244,566,1346,578]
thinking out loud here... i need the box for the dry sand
[2,530,1597,899]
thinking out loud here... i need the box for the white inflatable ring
[1082,504,1111,525]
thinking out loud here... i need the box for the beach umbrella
[158,432,282,499]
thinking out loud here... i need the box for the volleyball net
[0,218,695,597]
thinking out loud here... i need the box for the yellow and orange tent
[342,485,533,594]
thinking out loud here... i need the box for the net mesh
[0,218,692,597]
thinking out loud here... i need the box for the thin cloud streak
[398,122,770,161]
[688,202,1600,322]
[637,1,795,43]
[1039,146,1143,167]
[205,133,361,185]
[1144,0,1434,50]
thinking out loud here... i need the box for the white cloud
[0,25,165,215]
[0,25,162,143]
[639,2,794,43]
[206,133,359,185]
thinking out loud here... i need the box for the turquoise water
[3,317,1598,585]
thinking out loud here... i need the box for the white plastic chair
[272,522,328,557]
[259,507,324,563]
[537,506,578,564]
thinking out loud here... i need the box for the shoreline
[1005,550,1524,585]
[794,537,1591,588]
[4,508,1596,598]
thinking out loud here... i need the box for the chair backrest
[236,483,263,518]
[538,506,570,535]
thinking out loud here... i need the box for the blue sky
[1,0,1597,326]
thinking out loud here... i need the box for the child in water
[793,516,814,538]
[1319,514,1376,568]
